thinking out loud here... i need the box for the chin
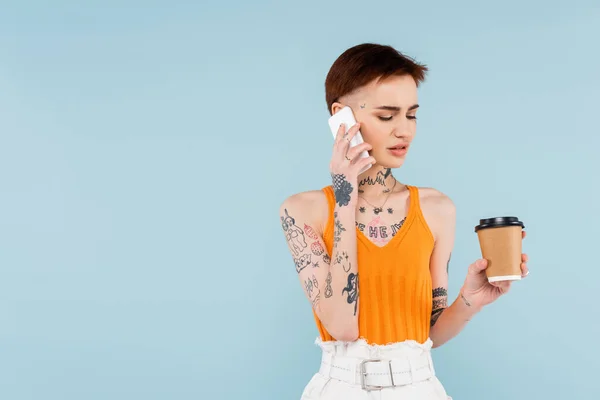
[377,156,406,169]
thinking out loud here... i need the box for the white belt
[318,349,436,391]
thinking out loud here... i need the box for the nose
[392,117,414,139]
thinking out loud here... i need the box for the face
[331,74,419,169]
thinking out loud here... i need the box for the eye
[407,115,417,120]
[378,116,393,121]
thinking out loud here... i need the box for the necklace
[358,179,397,215]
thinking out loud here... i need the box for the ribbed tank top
[313,185,435,345]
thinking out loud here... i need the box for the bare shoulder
[279,188,330,233]
[415,186,456,242]
[417,187,455,216]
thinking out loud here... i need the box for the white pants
[301,337,452,400]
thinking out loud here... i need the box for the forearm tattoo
[331,173,353,207]
[333,212,346,249]
[333,251,351,272]
[324,272,333,298]
[304,274,321,309]
[431,287,448,327]
[342,273,359,315]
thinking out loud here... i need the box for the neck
[357,167,399,196]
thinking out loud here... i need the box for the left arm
[426,193,480,348]
[426,192,530,348]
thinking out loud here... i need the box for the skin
[280,74,529,347]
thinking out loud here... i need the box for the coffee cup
[474,217,525,282]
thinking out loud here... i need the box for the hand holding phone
[328,106,373,175]
[327,108,375,197]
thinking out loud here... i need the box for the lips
[387,143,409,157]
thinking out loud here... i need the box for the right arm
[279,121,374,342]
[279,189,360,341]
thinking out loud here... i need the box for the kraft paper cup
[475,217,525,282]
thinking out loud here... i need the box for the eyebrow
[374,104,419,111]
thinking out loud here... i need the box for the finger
[468,259,488,274]
[340,123,361,151]
[346,142,372,160]
[521,253,528,262]
[334,123,346,144]
[491,280,511,291]
[500,281,512,292]
[521,262,529,277]
[522,230,527,239]
[355,156,376,170]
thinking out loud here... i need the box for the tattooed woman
[279,43,529,400]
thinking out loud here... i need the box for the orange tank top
[313,184,435,345]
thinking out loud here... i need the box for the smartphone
[327,106,372,174]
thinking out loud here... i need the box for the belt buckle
[360,359,395,391]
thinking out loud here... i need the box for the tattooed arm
[280,187,360,342]
[426,193,481,348]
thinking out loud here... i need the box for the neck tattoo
[358,179,397,215]
[358,168,392,192]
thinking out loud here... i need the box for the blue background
[1,1,598,399]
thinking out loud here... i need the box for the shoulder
[279,187,330,232]
[413,186,456,242]
[415,186,455,217]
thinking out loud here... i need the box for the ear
[330,101,346,115]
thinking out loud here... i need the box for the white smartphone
[327,106,372,174]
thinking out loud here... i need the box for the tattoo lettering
[342,273,359,316]
[331,174,353,207]
[323,254,331,264]
[294,254,312,273]
[364,216,389,245]
[333,212,346,248]
[368,225,389,239]
[325,272,333,298]
[390,218,406,236]
[356,222,366,232]
[281,208,307,256]
[304,274,321,308]
[311,242,325,256]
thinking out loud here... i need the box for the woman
[279,43,529,399]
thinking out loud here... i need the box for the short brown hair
[325,43,428,114]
